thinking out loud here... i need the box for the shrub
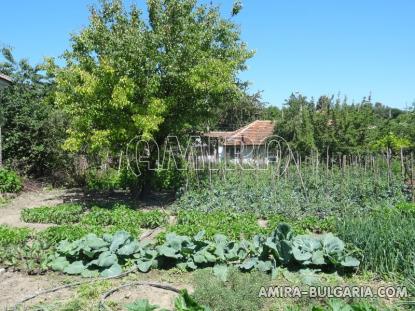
[152,156,186,191]
[192,268,269,311]
[0,225,31,246]
[21,204,84,224]
[0,168,23,193]
[336,208,415,277]
[85,168,138,192]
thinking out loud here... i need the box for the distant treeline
[219,92,415,156]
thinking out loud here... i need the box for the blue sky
[1,0,414,109]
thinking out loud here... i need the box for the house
[0,73,12,89]
[204,120,275,163]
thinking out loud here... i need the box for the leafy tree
[54,0,253,190]
[275,93,316,155]
[0,48,69,178]
[216,91,266,130]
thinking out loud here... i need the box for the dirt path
[0,189,67,230]
[0,270,190,310]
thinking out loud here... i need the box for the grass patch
[336,208,415,277]
[193,267,269,311]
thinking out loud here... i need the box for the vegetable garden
[0,0,415,310]
[1,157,414,310]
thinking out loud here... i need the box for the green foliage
[336,208,415,277]
[272,93,414,156]
[192,268,268,311]
[395,201,415,215]
[174,290,211,311]
[0,239,54,274]
[308,299,384,311]
[49,231,143,277]
[50,225,358,277]
[30,204,166,244]
[85,168,138,192]
[267,215,336,235]
[37,225,108,244]
[175,166,405,218]
[21,204,84,224]
[0,168,23,193]
[0,225,31,246]
[169,210,264,240]
[0,48,70,178]
[55,0,252,163]
[152,156,186,191]
[125,299,160,311]
[81,205,167,230]
[124,291,209,311]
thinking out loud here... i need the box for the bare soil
[0,270,192,310]
[0,188,67,230]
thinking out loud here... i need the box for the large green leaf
[50,256,70,271]
[110,231,131,252]
[340,256,360,268]
[100,263,123,277]
[136,259,154,273]
[311,250,326,265]
[63,261,86,275]
[117,240,141,256]
[321,234,345,255]
[95,251,118,268]
[157,245,182,259]
[239,257,258,271]
[83,234,109,250]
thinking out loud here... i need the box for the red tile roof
[205,120,275,146]
[0,73,12,83]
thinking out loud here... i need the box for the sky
[1,0,414,109]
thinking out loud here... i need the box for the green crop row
[21,203,84,224]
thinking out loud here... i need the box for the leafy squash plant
[50,231,143,277]
[50,225,359,278]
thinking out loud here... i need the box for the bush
[336,208,415,277]
[0,225,31,246]
[152,156,186,191]
[21,204,84,224]
[85,168,138,192]
[0,168,23,193]
[192,268,269,311]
